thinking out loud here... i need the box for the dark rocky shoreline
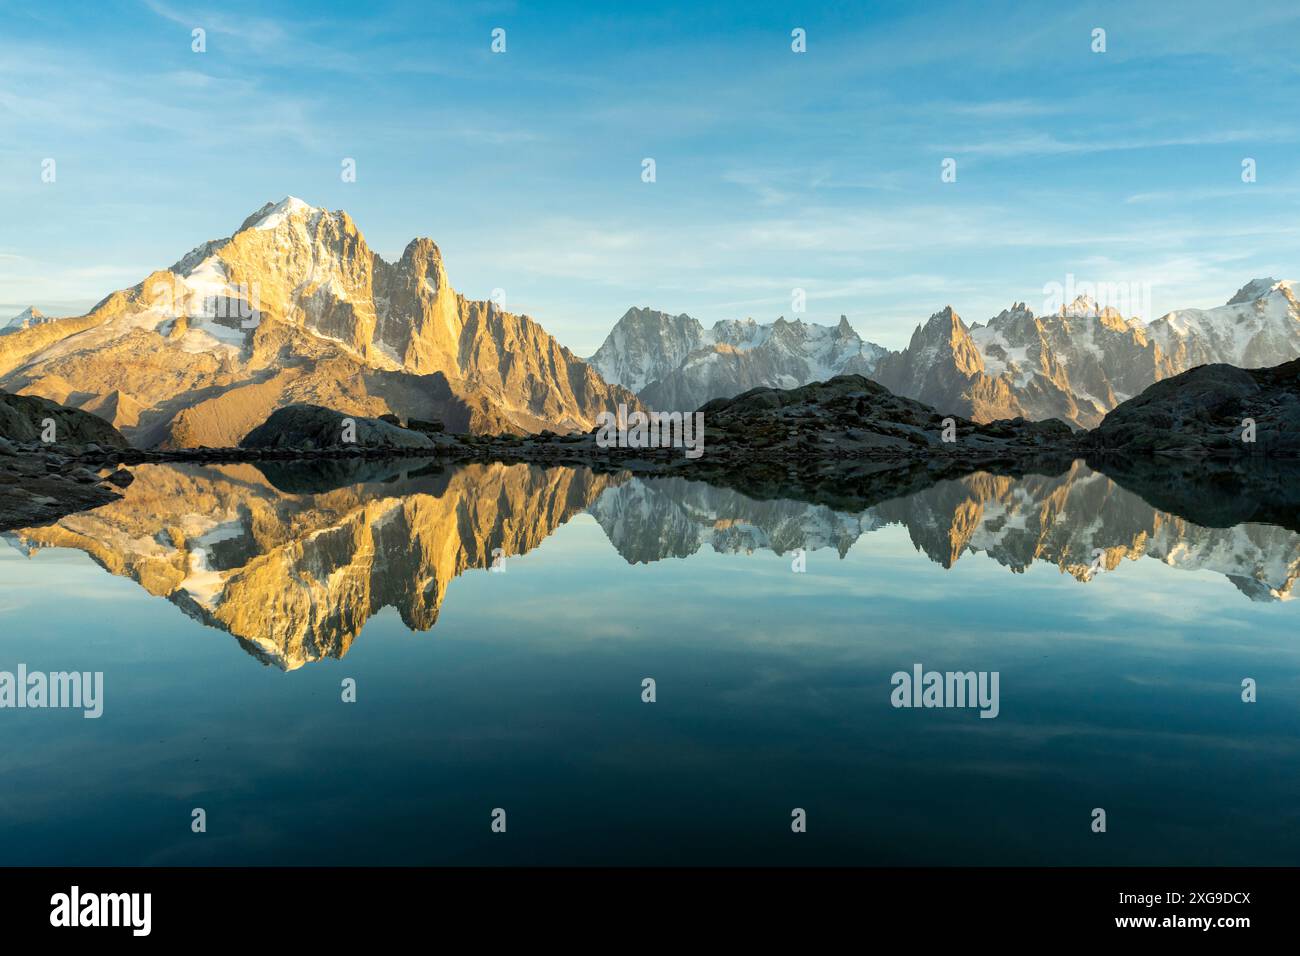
[0,426,1071,533]
[4,362,1297,533]
[0,447,132,530]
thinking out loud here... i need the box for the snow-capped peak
[2,306,56,333]
[1145,278,1299,372]
[8,306,44,324]
[244,196,321,232]
[1061,294,1099,317]
[1227,277,1286,305]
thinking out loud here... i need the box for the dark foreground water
[1,458,1297,865]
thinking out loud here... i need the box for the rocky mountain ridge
[587,307,888,413]
[0,198,638,448]
[594,279,1300,427]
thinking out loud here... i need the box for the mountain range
[0,198,635,448]
[4,196,1296,447]
[586,308,887,413]
[591,280,1300,428]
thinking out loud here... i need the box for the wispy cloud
[941,127,1292,159]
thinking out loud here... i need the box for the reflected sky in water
[0,460,1297,865]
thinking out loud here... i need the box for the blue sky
[1,0,1298,352]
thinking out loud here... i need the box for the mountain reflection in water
[6,458,1296,670]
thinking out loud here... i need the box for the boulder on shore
[1085,358,1300,458]
[240,405,436,451]
[0,390,130,449]
[406,417,446,434]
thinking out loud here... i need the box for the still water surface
[1,459,1296,864]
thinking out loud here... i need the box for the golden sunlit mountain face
[0,201,640,449]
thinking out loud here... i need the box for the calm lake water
[1,458,1297,865]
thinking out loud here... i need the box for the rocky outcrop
[0,389,129,448]
[695,373,1077,463]
[0,389,130,530]
[1084,358,1300,458]
[0,198,637,447]
[240,404,436,451]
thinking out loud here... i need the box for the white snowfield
[1147,279,1299,368]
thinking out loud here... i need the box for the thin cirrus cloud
[936,128,1291,159]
